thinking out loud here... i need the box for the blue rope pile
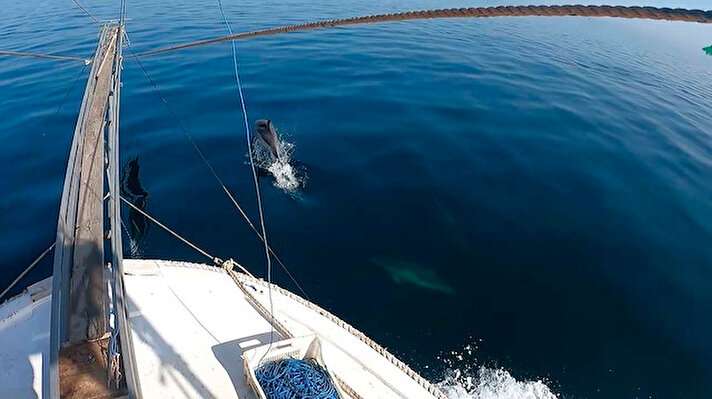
[255,358,340,399]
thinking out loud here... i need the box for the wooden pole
[68,26,117,342]
[48,25,126,399]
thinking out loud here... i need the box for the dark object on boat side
[121,157,148,245]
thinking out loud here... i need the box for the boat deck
[0,277,51,398]
[123,259,275,399]
[0,259,443,398]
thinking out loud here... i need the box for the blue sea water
[1,0,711,397]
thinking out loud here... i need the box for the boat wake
[434,344,558,399]
[251,137,306,195]
[436,367,557,399]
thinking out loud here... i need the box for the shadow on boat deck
[211,332,274,397]
[126,297,218,399]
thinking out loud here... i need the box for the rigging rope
[216,0,278,350]
[123,41,309,299]
[120,196,255,277]
[120,195,220,264]
[72,0,101,26]
[134,5,712,58]
[0,243,55,301]
[0,50,89,63]
[55,62,91,114]
[0,58,95,304]
[119,0,127,27]
[0,205,109,303]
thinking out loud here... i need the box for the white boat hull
[0,259,444,398]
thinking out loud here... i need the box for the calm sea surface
[1,1,711,397]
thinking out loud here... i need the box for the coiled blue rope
[255,358,340,399]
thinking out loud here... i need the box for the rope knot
[221,258,254,277]
[221,258,234,271]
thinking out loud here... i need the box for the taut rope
[0,244,55,301]
[216,0,279,360]
[120,195,221,264]
[0,50,90,63]
[123,37,310,299]
[72,0,100,26]
[135,5,712,57]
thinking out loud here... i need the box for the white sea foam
[267,159,300,192]
[434,343,558,399]
[128,236,143,258]
[251,135,305,194]
[122,220,144,258]
[436,367,557,399]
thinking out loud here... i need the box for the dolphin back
[255,119,281,159]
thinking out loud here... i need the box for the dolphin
[255,119,282,160]
[121,157,148,199]
[121,157,149,245]
[371,258,455,295]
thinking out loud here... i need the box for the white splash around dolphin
[267,157,300,192]
[250,133,305,195]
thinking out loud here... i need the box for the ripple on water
[1,1,712,398]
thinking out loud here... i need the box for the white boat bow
[0,259,445,398]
